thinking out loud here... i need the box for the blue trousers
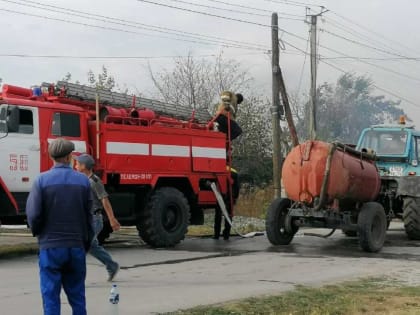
[90,214,118,275]
[39,247,87,315]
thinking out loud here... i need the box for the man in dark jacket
[26,138,93,315]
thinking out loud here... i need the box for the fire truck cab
[0,82,231,247]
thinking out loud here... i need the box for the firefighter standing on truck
[75,153,120,282]
[213,91,243,240]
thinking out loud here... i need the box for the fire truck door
[48,111,87,168]
[0,104,40,193]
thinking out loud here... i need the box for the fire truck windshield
[359,130,408,155]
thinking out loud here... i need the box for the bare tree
[148,51,251,112]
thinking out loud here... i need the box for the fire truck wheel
[342,229,357,237]
[357,202,387,253]
[266,198,298,246]
[403,197,420,240]
[138,187,190,247]
[97,221,113,245]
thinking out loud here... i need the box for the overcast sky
[1,0,420,125]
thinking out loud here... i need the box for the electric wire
[205,0,303,17]
[260,0,324,9]
[321,28,413,59]
[0,52,281,59]
[330,10,420,56]
[136,0,273,27]
[3,0,269,51]
[324,17,409,57]
[320,58,420,108]
[164,0,270,17]
[296,33,310,97]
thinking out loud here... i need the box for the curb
[0,243,38,259]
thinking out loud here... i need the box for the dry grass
[235,186,274,218]
[164,278,420,315]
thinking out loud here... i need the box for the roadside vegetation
[164,278,420,315]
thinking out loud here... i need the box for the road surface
[1,222,420,314]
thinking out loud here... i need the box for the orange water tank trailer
[282,140,381,205]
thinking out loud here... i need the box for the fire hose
[209,182,264,238]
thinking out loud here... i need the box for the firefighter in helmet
[213,91,243,240]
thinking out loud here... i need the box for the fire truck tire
[357,202,387,253]
[266,198,298,246]
[97,221,113,245]
[138,187,190,247]
[342,229,357,237]
[403,197,420,240]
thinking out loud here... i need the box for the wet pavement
[1,222,420,314]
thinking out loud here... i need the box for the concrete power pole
[309,14,318,140]
[271,12,283,199]
[308,8,328,140]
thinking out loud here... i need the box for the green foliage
[296,73,407,143]
[233,95,273,186]
[87,65,116,91]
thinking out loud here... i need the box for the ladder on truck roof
[55,81,212,123]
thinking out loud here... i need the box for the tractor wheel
[342,229,357,237]
[357,202,387,253]
[137,187,190,247]
[403,197,420,240]
[97,220,112,245]
[266,198,298,245]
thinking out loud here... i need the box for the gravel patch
[202,213,265,232]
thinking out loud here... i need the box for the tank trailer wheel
[403,197,420,240]
[357,202,387,253]
[266,198,298,245]
[137,187,190,248]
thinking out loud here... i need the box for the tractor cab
[356,117,420,177]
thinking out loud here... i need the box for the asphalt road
[1,222,420,314]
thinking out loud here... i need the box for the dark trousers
[39,247,87,315]
[214,171,239,240]
[214,204,233,240]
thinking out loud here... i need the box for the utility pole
[309,14,318,140]
[271,12,283,199]
[308,8,328,140]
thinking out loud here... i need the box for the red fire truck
[0,81,231,247]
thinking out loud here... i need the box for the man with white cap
[75,153,120,282]
[26,138,93,315]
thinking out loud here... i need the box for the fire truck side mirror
[6,106,20,133]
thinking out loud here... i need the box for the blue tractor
[356,117,420,239]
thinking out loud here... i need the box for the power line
[0,50,310,60]
[296,33,310,96]
[320,58,420,109]
[313,36,420,83]
[136,0,273,27]
[164,0,270,18]
[260,0,323,9]
[205,0,303,17]
[321,28,412,59]
[324,17,409,58]
[4,0,269,51]
[331,10,420,56]
[0,52,276,59]
[322,56,420,61]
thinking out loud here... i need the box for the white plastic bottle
[109,284,119,315]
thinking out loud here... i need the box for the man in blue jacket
[26,138,93,315]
